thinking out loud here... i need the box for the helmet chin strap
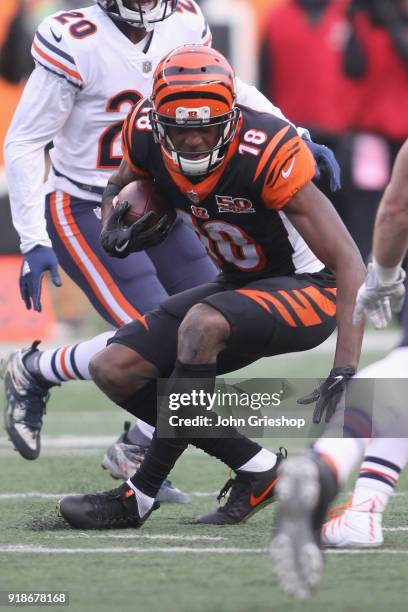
[176,154,213,177]
[170,132,228,177]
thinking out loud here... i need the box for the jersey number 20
[97,91,142,169]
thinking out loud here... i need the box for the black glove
[100,201,175,259]
[297,366,356,424]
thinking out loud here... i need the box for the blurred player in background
[271,139,408,598]
[56,45,365,530]
[3,0,340,495]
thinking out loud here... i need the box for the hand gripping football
[116,179,175,227]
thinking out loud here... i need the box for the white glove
[353,262,406,329]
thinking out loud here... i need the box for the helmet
[96,1,178,31]
[151,45,240,177]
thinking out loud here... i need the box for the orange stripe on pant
[49,192,147,328]
[278,289,322,326]
[236,289,297,327]
[301,286,337,317]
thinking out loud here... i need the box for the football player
[3,0,341,493]
[271,140,408,598]
[56,45,365,530]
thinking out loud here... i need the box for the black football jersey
[122,100,323,282]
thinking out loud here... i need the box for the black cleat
[270,452,338,599]
[2,341,56,460]
[196,448,287,525]
[57,483,160,529]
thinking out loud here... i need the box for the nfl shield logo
[143,61,152,73]
[187,190,200,204]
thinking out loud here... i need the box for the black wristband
[102,182,122,201]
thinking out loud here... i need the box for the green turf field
[1,336,408,612]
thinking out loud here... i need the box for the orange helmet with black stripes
[151,44,240,176]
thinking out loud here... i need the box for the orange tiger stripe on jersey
[50,193,148,328]
[325,287,337,297]
[301,286,337,317]
[278,289,322,326]
[265,136,301,187]
[236,289,297,327]
[262,136,315,210]
[254,125,290,182]
[32,41,82,81]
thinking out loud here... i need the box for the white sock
[39,331,114,383]
[238,448,277,472]
[350,438,408,512]
[314,437,367,484]
[126,480,154,517]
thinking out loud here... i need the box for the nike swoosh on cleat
[281,157,295,179]
[115,240,130,253]
[50,27,62,43]
[249,478,278,507]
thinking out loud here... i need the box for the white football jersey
[31,1,212,198]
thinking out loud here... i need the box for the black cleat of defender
[270,452,338,599]
[2,341,56,460]
[196,448,287,525]
[57,483,160,529]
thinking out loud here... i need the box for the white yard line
[53,534,226,541]
[0,436,117,448]
[0,545,408,555]
[325,549,408,555]
[383,527,408,532]
[0,545,266,554]
[0,436,206,453]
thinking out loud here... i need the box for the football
[116,179,175,227]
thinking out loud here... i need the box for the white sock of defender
[38,331,115,383]
[351,438,408,511]
[238,448,277,472]
[126,480,154,517]
[314,438,368,484]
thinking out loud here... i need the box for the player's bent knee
[177,303,230,363]
[89,343,158,403]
